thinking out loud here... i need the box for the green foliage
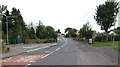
[2,7,29,44]
[64,28,77,37]
[94,1,119,33]
[79,22,94,39]
[57,29,61,34]
[0,5,7,14]
[91,41,119,47]
[40,26,58,39]
[36,21,45,39]
[1,6,58,44]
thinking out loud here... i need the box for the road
[1,35,118,67]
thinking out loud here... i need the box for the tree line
[1,6,58,44]
[64,1,120,42]
[64,22,94,40]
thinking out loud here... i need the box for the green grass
[0,41,8,53]
[0,47,6,53]
[91,41,119,47]
[91,41,120,51]
[112,41,120,51]
[113,47,120,51]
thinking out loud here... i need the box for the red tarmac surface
[0,54,46,67]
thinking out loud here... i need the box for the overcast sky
[0,0,119,33]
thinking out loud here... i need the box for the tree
[0,5,7,14]
[10,8,29,43]
[2,7,29,44]
[40,26,58,39]
[94,1,119,41]
[57,29,61,34]
[28,22,36,39]
[36,20,45,39]
[65,27,72,33]
[0,5,7,22]
[0,5,7,47]
[64,28,77,37]
[79,22,94,39]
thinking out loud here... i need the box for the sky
[0,0,119,33]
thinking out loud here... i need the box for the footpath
[0,43,57,59]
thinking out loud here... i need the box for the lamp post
[6,16,17,45]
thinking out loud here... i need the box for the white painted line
[30,61,36,62]
[55,48,60,51]
[61,45,65,47]
[38,38,68,60]
[27,64,31,66]
[41,52,54,59]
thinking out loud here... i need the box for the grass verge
[91,41,119,47]
[91,41,120,51]
[113,41,120,51]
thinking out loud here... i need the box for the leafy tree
[0,5,7,14]
[65,27,72,33]
[36,20,45,39]
[64,28,77,37]
[57,29,61,34]
[2,7,29,44]
[79,22,94,39]
[40,26,58,39]
[0,5,7,48]
[94,1,119,41]
[28,22,36,39]
[10,8,29,43]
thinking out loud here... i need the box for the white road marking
[27,64,31,66]
[55,48,60,51]
[61,45,65,47]
[40,37,68,60]
[30,61,36,62]
[41,52,54,59]
[25,37,68,62]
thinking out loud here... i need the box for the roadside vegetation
[91,41,120,51]
[0,41,9,53]
[0,5,58,45]
[91,41,119,47]
[0,5,59,53]
[65,1,120,52]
